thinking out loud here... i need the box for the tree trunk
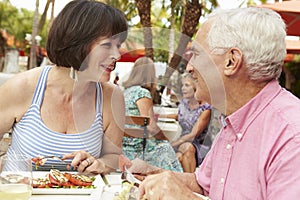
[29,0,39,69]
[163,0,202,85]
[135,0,153,60]
[282,65,295,90]
[168,0,176,63]
[37,0,52,35]
[49,0,55,28]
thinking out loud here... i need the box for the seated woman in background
[122,57,183,172]
[161,73,211,172]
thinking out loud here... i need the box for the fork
[41,155,67,164]
[122,166,142,186]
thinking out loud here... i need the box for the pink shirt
[196,80,300,200]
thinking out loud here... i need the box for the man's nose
[186,63,194,73]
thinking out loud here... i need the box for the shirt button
[226,144,232,149]
[220,178,225,183]
[237,133,242,140]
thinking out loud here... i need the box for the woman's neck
[187,97,200,109]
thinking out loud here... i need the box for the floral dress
[123,86,183,172]
[178,99,212,165]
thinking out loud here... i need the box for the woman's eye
[101,42,112,48]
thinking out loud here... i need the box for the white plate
[32,172,105,195]
[157,118,176,123]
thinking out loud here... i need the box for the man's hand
[139,171,201,200]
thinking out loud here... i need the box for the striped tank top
[6,66,104,168]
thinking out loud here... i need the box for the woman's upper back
[123,85,152,116]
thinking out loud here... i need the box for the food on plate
[32,169,95,189]
[31,156,47,169]
[113,180,139,200]
[64,172,93,186]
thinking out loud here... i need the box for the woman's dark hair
[46,0,128,70]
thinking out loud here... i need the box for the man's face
[186,20,226,109]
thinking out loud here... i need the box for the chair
[124,115,150,160]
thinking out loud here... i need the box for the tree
[38,0,52,35]
[163,0,202,86]
[29,0,39,69]
[135,0,154,60]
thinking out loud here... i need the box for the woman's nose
[111,48,121,61]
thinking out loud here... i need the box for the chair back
[124,115,150,138]
[124,115,150,160]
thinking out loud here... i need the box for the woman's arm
[172,109,211,147]
[0,70,37,137]
[136,97,168,140]
[98,83,125,173]
[158,113,178,120]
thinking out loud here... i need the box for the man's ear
[224,48,242,76]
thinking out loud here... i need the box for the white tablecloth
[157,120,181,142]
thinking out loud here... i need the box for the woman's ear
[224,48,242,76]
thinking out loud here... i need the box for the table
[153,106,178,115]
[157,119,181,142]
[30,173,122,200]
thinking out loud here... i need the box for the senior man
[138,7,300,200]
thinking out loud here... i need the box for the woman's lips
[101,64,115,73]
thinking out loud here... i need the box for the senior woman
[0,0,128,174]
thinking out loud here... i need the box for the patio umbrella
[118,48,145,62]
[286,39,300,54]
[258,1,300,36]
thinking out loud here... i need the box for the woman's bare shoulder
[1,67,43,100]
[101,82,123,97]
[11,67,42,91]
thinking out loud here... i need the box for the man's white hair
[207,7,286,82]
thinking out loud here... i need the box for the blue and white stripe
[6,66,104,168]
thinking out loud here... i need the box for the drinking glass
[0,154,32,200]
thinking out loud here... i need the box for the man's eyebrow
[190,45,196,51]
[188,45,199,54]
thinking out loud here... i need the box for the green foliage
[0,1,49,49]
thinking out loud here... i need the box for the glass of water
[0,154,32,200]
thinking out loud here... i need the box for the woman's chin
[99,75,110,82]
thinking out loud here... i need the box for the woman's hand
[63,150,105,174]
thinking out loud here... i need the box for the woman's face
[181,77,196,99]
[77,36,122,82]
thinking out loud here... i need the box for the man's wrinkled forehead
[192,19,213,52]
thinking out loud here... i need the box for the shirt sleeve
[133,87,152,102]
[266,136,300,199]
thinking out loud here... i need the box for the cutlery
[41,155,66,163]
[121,166,141,186]
[100,174,111,187]
[32,155,77,171]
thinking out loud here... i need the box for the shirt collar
[225,80,282,141]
